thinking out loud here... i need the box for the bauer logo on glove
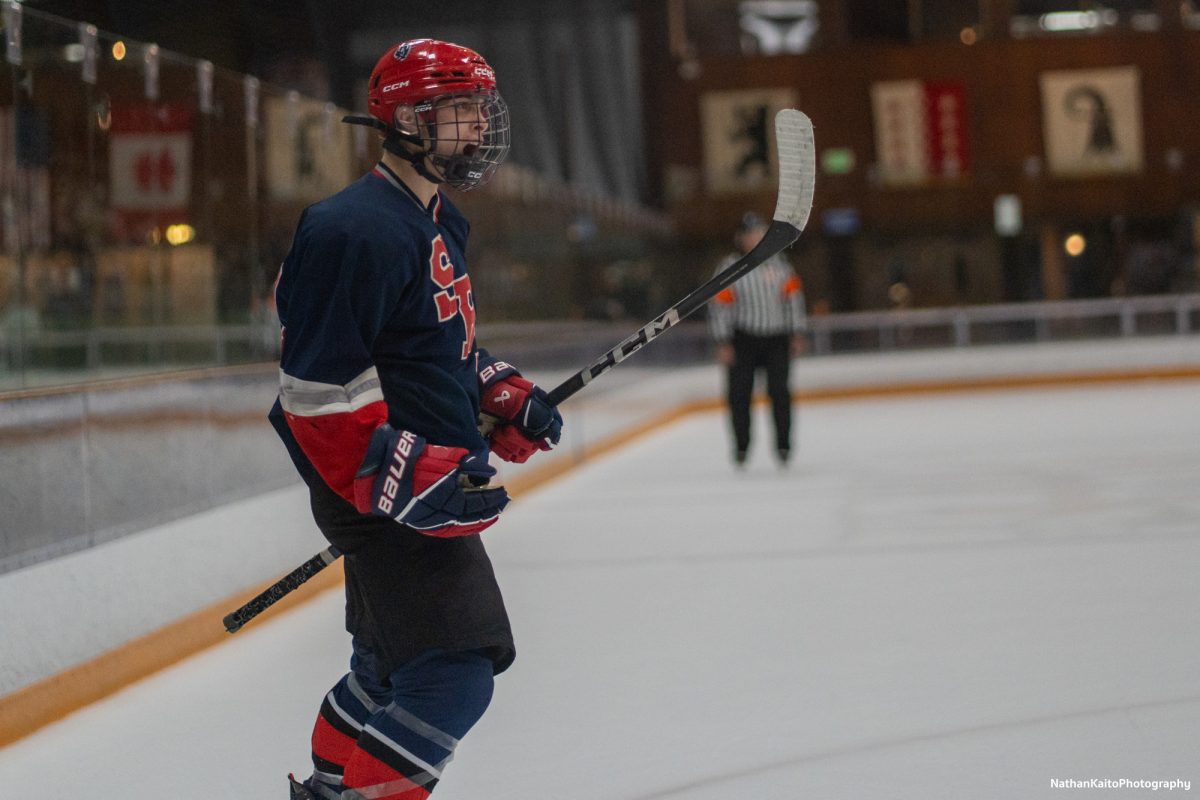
[354,424,509,537]
[478,362,563,464]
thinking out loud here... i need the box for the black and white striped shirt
[707,252,807,342]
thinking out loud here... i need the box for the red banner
[872,80,970,186]
[923,81,968,180]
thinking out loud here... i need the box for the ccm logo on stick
[376,430,418,515]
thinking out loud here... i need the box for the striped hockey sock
[306,650,494,799]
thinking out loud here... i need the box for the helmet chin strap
[342,114,445,185]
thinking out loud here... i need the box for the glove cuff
[478,358,521,390]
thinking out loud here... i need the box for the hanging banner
[871,79,969,186]
[924,81,967,179]
[143,44,160,101]
[1040,67,1143,177]
[700,87,797,195]
[79,23,98,85]
[4,2,22,67]
[872,80,925,186]
[0,108,52,256]
[263,94,354,202]
[109,105,193,230]
[197,60,214,115]
[244,76,259,128]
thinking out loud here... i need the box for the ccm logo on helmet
[382,80,410,93]
[473,66,494,80]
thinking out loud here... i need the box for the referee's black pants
[726,329,793,455]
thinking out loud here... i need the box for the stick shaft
[545,220,799,407]
[222,546,341,633]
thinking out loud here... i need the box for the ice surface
[1,379,1198,799]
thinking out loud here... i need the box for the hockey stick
[223,110,815,634]
[545,110,814,405]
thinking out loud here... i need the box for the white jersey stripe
[279,366,384,417]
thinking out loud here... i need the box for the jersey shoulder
[303,174,423,243]
[294,175,428,278]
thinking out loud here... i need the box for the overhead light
[1039,11,1098,31]
[1039,9,1119,31]
[1064,233,1086,257]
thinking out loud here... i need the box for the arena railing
[3,294,1198,387]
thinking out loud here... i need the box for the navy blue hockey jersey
[269,162,490,504]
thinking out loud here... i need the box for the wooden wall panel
[642,24,1200,240]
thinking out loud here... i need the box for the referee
[708,212,808,466]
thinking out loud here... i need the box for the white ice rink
[2,377,1199,798]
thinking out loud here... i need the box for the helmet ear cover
[392,105,420,138]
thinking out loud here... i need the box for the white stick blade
[772,109,816,231]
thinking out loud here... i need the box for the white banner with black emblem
[700,88,797,195]
[1040,67,1143,177]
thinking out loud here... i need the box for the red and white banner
[871,80,969,186]
[109,105,192,224]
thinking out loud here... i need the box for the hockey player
[269,39,563,800]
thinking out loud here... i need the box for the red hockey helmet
[349,39,510,191]
[367,40,497,124]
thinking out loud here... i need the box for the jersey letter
[430,234,476,359]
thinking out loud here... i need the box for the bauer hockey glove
[353,424,509,537]
[478,363,563,463]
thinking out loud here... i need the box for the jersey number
[430,234,476,360]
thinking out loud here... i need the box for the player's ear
[392,105,419,137]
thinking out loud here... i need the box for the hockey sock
[341,650,495,799]
[308,672,379,797]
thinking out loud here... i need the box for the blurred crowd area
[2,2,1200,393]
[0,5,674,391]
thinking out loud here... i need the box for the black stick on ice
[221,546,341,633]
[223,110,816,634]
